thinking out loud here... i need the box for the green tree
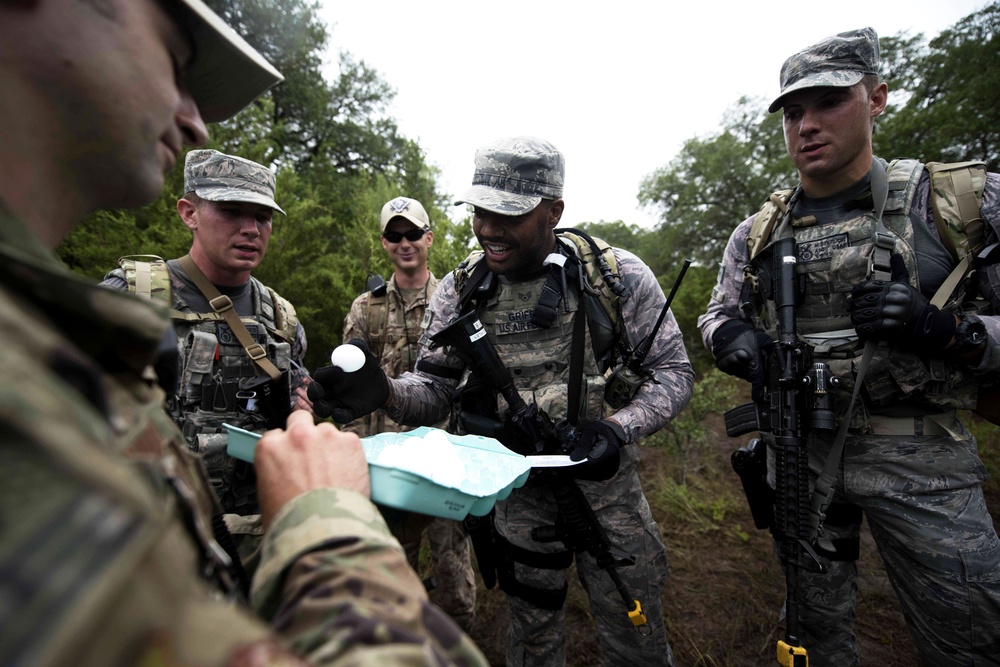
[637,97,794,268]
[876,3,1000,169]
[57,0,458,372]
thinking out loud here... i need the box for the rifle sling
[177,255,281,382]
[808,159,890,545]
[566,304,586,428]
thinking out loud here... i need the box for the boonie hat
[175,0,284,122]
[454,136,565,216]
[381,197,431,231]
[184,149,285,214]
[769,27,881,113]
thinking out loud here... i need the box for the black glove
[711,319,773,402]
[307,339,389,422]
[849,280,956,351]
[567,419,625,481]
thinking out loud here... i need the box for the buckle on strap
[866,413,955,436]
[245,344,267,361]
[874,231,896,250]
[209,295,234,313]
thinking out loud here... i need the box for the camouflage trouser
[400,518,476,632]
[775,416,1000,667]
[496,446,674,667]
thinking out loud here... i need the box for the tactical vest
[743,159,987,416]
[347,274,440,437]
[117,256,298,514]
[481,272,608,427]
[454,229,626,373]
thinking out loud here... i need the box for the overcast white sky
[317,1,988,228]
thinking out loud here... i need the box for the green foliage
[638,96,795,267]
[55,0,456,374]
[876,3,1000,169]
[646,368,739,483]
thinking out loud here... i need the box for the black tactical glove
[849,280,956,352]
[307,339,389,422]
[567,419,625,481]
[711,319,773,402]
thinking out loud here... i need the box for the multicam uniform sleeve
[697,216,755,351]
[290,321,311,391]
[606,249,695,443]
[382,273,464,426]
[251,488,488,665]
[949,171,1000,373]
[342,292,371,348]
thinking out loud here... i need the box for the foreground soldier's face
[45,0,209,214]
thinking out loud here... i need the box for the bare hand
[255,410,371,529]
[293,384,315,415]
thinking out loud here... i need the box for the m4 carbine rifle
[724,236,837,667]
[430,311,648,629]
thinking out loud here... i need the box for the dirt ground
[443,411,1000,667]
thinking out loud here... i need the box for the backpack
[746,160,988,309]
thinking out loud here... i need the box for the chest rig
[742,159,980,416]
[452,232,627,438]
[118,255,296,514]
[366,274,438,379]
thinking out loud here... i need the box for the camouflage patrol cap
[174,0,283,122]
[184,149,285,214]
[454,136,565,216]
[768,27,881,113]
[381,197,430,231]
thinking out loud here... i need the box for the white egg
[330,344,366,373]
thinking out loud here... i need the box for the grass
[414,370,1000,666]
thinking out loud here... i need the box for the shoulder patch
[117,255,171,304]
[265,287,299,342]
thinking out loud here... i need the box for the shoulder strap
[925,161,988,308]
[554,229,623,328]
[455,252,493,314]
[365,284,390,357]
[747,190,795,260]
[176,255,281,381]
[264,285,299,342]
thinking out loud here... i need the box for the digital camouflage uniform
[699,163,1000,667]
[342,272,477,632]
[384,245,693,667]
[0,207,489,667]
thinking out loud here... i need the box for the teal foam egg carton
[224,424,533,520]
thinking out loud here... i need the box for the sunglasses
[382,228,427,243]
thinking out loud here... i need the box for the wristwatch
[952,315,987,354]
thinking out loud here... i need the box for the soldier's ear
[546,199,564,229]
[177,197,198,230]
